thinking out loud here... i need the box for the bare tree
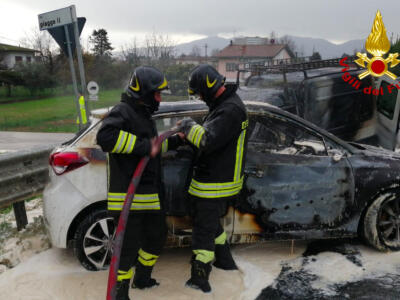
[280,35,297,53]
[211,48,220,57]
[143,31,176,63]
[19,28,56,72]
[121,37,142,67]
[189,45,201,57]
[20,28,55,59]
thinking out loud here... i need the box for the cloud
[2,0,400,48]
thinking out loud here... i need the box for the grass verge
[0,89,186,133]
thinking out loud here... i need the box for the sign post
[87,81,99,101]
[63,24,82,126]
[70,6,89,120]
[38,5,90,130]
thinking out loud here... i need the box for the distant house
[175,55,218,68]
[0,43,38,69]
[215,41,295,81]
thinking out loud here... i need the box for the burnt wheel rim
[83,217,116,269]
[378,197,400,247]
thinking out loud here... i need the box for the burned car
[43,100,400,271]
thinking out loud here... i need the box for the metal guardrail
[0,145,53,230]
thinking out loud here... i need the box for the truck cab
[237,58,400,150]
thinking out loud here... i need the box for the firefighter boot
[185,260,212,293]
[116,279,131,300]
[131,263,160,289]
[213,243,238,270]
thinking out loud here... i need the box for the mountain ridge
[175,35,365,59]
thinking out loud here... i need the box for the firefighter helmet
[126,66,168,100]
[188,64,225,102]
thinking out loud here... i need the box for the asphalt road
[0,131,75,151]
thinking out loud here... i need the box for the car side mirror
[329,149,345,162]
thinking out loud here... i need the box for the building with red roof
[216,40,295,81]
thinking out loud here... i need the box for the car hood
[349,142,400,159]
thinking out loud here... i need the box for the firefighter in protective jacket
[96,66,181,300]
[179,64,248,293]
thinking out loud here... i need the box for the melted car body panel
[242,150,354,229]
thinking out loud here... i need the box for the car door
[375,77,400,150]
[234,112,355,235]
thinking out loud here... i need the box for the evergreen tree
[89,29,114,56]
[310,51,322,61]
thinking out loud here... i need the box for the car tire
[73,208,116,271]
[363,190,400,251]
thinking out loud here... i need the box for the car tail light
[49,152,89,176]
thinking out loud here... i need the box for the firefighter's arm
[160,135,184,153]
[180,105,243,154]
[96,109,151,156]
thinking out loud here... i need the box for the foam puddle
[0,241,305,300]
[258,241,400,299]
[0,198,50,273]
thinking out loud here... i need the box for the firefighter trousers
[111,212,167,273]
[191,197,228,263]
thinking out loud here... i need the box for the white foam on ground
[235,241,307,300]
[299,245,400,296]
[0,198,50,273]
[2,200,400,299]
[0,239,307,300]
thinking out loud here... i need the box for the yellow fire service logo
[355,10,399,80]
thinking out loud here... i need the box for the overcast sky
[1,0,399,50]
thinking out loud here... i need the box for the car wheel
[363,190,400,251]
[73,208,116,271]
